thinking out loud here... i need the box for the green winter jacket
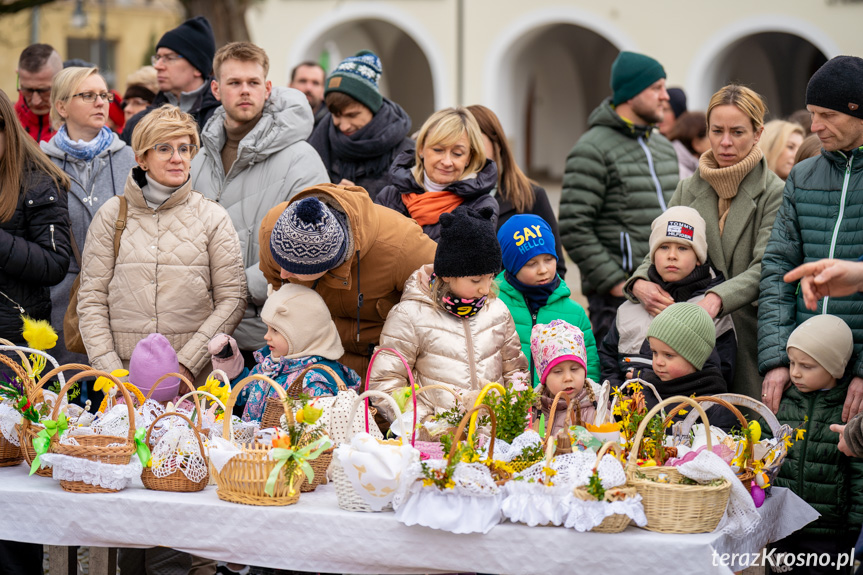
[758,147,863,377]
[773,377,863,536]
[558,99,679,296]
[495,271,599,384]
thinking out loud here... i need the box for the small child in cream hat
[208,283,361,422]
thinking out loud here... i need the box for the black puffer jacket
[376,150,499,242]
[0,169,71,344]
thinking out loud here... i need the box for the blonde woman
[42,66,137,365]
[376,107,498,241]
[761,119,806,180]
[77,104,247,387]
[626,84,784,399]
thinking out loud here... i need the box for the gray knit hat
[270,197,347,275]
[325,50,383,113]
[787,314,853,379]
[647,302,716,370]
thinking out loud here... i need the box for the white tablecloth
[0,465,817,574]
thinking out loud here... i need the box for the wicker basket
[572,442,635,533]
[626,395,731,534]
[259,363,348,429]
[141,411,209,492]
[449,404,510,485]
[211,375,304,506]
[0,353,27,467]
[664,395,756,490]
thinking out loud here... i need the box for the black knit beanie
[668,88,687,118]
[806,55,863,120]
[156,16,216,77]
[434,206,501,278]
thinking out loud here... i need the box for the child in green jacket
[496,214,598,385]
[770,314,863,575]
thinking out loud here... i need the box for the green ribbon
[134,428,152,467]
[264,437,332,497]
[30,412,68,476]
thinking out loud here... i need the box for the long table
[0,465,818,575]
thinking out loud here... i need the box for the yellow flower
[94,369,128,392]
[795,428,806,441]
[629,381,643,393]
[21,316,57,351]
[678,409,688,416]
[199,376,230,406]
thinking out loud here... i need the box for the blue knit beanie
[270,197,347,275]
[497,215,557,275]
[611,51,666,106]
[325,50,383,113]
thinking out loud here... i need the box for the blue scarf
[54,125,114,162]
[504,271,560,314]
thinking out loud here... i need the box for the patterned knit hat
[611,51,666,106]
[129,333,180,402]
[649,205,708,265]
[497,214,557,275]
[530,320,587,386]
[270,197,347,275]
[787,314,853,379]
[646,302,716,370]
[325,50,383,113]
[434,206,501,278]
[806,56,863,120]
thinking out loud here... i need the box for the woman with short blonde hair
[761,119,806,180]
[376,106,498,241]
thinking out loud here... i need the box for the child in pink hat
[129,333,181,402]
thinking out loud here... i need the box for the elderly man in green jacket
[558,51,679,344]
[759,55,863,422]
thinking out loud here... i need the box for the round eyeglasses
[151,143,198,160]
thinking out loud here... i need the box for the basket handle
[222,374,292,441]
[610,377,665,415]
[287,363,349,398]
[447,404,498,463]
[0,352,31,391]
[145,411,207,461]
[347,389,408,441]
[33,363,94,403]
[625,395,711,469]
[50,369,136,446]
[173,390,228,429]
[144,372,200,409]
[593,441,625,468]
[364,348,417,445]
[666,394,753,464]
[677,393,789,442]
[0,344,63,386]
[468,382,505,443]
[543,389,584,446]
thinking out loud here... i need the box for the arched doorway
[486,18,624,180]
[705,32,827,119]
[294,18,435,134]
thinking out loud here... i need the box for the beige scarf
[698,145,763,234]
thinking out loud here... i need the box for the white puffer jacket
[368,264,528,422]
[77,167,247,376]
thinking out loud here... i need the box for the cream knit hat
[260,283,344,360]
[649,206,708,265]
[786,314,853,379]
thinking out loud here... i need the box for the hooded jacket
[773,376,863,536]
[258,183,438,375]
[759,147,863,379]
[191,87,329,351]
[77,167,247,377]
[14,92,55,143]
[0,168,70,343]
[558,99,678,295]
[368,264,528,422]
[41,132,137,365]
[376,150,500,242]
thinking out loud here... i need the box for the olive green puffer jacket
[773,377,863,536]
[558,99,679,295]
[758,147,863,377]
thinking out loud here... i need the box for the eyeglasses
[151,143,198,160]
[18,86,51,97]
[151,53,185,66]
[71,91,114,104]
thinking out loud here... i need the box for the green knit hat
[647,302,716,370]
[325,50,383,113]
[611,51,666,106]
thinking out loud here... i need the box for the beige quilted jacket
[77,168,247,377]
[368,264,527,422]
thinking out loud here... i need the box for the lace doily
[564,494,647,531]
[92,404,141,437]
[486,430,543,463]
[0,402,22,445]
[209,416,257,444]
[39,452,141,490]
[517,450,596,487]
[149,423,207,483]
[501,480,573,526]
[678,450,761,538]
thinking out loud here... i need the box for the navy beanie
[156,16,216,77]
[270,197,348,275]
[667,88,687,118]
[497,215,557,275]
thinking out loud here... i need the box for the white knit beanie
[260,283,344,360]
[786,314,854,379]
[649,206,708,265]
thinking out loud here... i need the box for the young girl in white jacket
[369,206,527,423]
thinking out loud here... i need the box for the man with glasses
[121,16,219,146]
[14,43,62,142]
